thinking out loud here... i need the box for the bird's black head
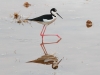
[50,8,57,12]
[50,8,63,19]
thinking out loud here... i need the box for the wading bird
[26,8,63,42]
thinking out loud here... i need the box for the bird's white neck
[51,11,57,17]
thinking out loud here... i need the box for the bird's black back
[27,14,53,21]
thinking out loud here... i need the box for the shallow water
[0,0,100,75]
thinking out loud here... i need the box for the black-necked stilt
[26,8,63,42]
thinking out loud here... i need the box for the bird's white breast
[42,16,57,25]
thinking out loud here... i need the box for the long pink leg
[43,38,62,44]
[40,25,62,55]
[40,25,46,35]
[40,43,48,55]
[40,25,61,42]
[42,25,61,39]
[40,38,62,55]
[43,34,61,39]
[40,25,46,42]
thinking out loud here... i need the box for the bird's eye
[54,9,56,12]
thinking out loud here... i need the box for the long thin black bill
[57,13,63,19]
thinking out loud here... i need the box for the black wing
[26,14,53,21]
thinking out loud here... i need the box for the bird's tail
[25,19,34,21]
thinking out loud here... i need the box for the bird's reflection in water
[27,54,63,69]
[27,38,63,69]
